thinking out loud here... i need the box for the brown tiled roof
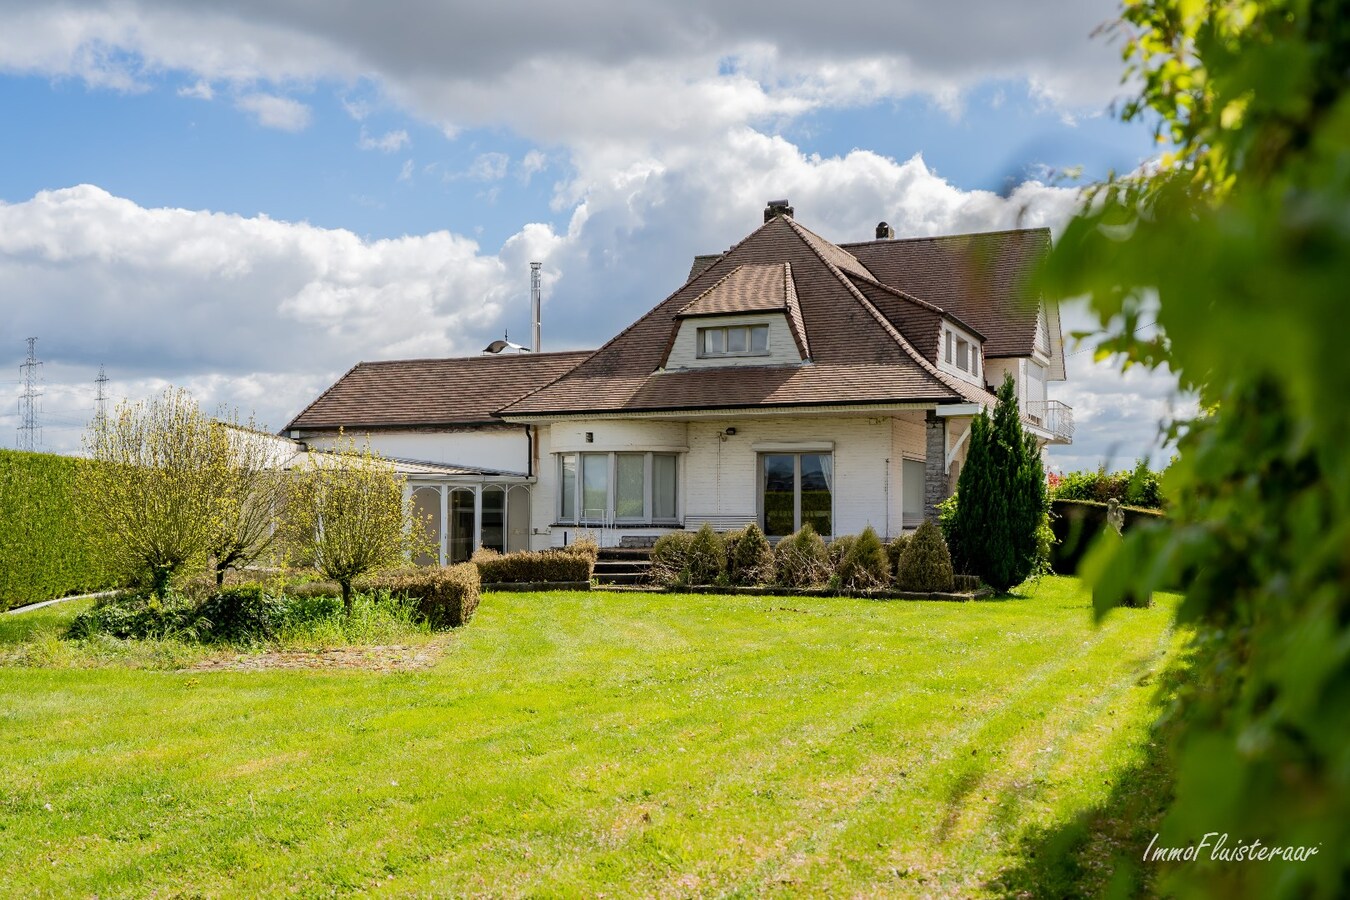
[841,228,1050,358]
[500,216,988,417]
[687,253,722,282]
[285,351,591,430]
[677,263,789,318]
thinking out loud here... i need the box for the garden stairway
[592,547,653,587]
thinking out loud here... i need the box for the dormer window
[699,324,770,358]
[941,323,982,381]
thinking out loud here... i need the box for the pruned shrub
[685,523,726,585]
[828,534,856,568]
[67,591,200,640]
[198,586,286,642]
[279,579,345,602]
[726,523,773,586]
[886,535,910,583]
[474,549,592,584]
[365,563,481,628]
[650,532,695,586]
[897,520,955,593]
[773,524,830,588]
[838,526,890,591]
[558,535,600,565]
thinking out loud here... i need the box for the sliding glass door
[760,453,833,537]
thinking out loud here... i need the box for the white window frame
[556,451,680,525]
[697,324,771,359]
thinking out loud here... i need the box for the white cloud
[398,159,414,182]
[518,149,548,184]
[177,79,213,100]
[235,93,312,132]
[464,152,510,182]
[358,127,410,152]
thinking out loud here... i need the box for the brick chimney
[763,199,794,223]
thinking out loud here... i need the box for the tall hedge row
[0,449,113,610]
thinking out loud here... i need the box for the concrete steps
[593,547,653,587]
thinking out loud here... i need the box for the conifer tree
[953,374,1047,591]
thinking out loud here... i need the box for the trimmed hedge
[1049,462,1164,510]
[473,548,593,585]
[0,449,114,610]
[1050,499,1165,574]
[366,563,481,629]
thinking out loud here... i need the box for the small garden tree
[286,437,428,613]
[897,520,954,593]
[208,417,290,586]
[726,523,773,586]
[772,524,830,588]
[684,522,727,585]
[951,374,1048,591]
[80,388,229,595]
[837,526,890,590]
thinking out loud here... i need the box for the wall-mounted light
[585,432,594,443]
[724,427,737,436]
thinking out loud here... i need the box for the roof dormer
[661,263,809,370]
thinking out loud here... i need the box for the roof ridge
[786,218,875,279]
[282,361,362,433]
[847,273,989,341]
[785,217,989,406]
[354,349,592,367]
[676,263,746,314]
[782,261,810,360]
[839,225,1052,247]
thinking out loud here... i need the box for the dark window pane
[481,488,505,553]
[726,326,747,352]
[560,454,576,522]
[800,453,833,537]
[762,454,795,536]
[449,490,475,563]
[750,325,769,352]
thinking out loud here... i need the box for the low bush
[725,523,773,586]
[474,548,593,584]
[886,535,910,583]
[366,563,481,629]
[773,524,831,588]
[828,535,856,568]
[558,535,600,565]
[279,579,346,602]
[68,591,201,641]
[837,526,890,591]
[197,586,287,642]
[685,523,726,585]
[650,532,695,586]
[897,521,955,593]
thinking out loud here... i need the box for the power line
[17,337,42,451]
[1067,320,1158,358]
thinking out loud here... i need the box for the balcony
[1024,400,1074,443]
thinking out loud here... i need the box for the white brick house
[284,202,1071,563]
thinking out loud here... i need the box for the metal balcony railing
[1024,400,1075,442]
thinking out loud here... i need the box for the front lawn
[0,577,1187,897]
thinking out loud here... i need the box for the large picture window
[760,452,833,537]
[557,452,679,524]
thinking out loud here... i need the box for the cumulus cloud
[0,1,1128,150]
[235,93,312,132]
[177,79,213,100]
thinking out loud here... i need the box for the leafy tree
[1040,1,1350,895]
[208,418,291,586]
[951,375,1047,591]
[285,436,428,613]
[80,388,229,595]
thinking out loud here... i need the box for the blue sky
[0,0,1183,469]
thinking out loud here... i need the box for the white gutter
[500,401,943,424]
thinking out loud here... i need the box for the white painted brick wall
[306,428,528,474]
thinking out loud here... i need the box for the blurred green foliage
[1041,0,1350,895]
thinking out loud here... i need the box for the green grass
[0,577,1188,897]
